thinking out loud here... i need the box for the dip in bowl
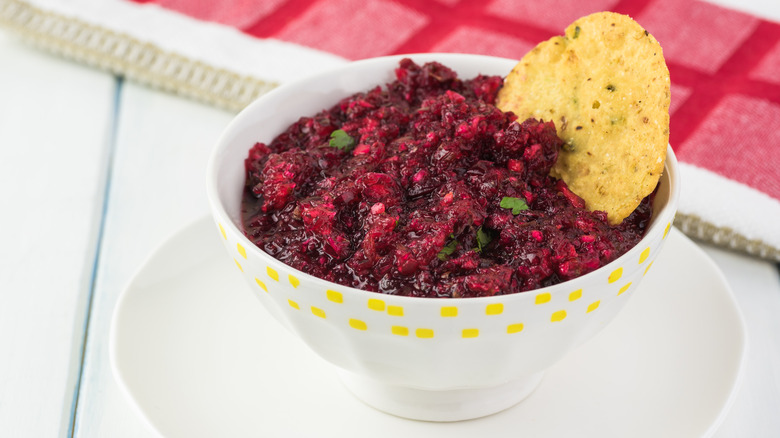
[206,53,680,421]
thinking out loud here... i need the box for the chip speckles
[327,290,343,303]
[569,289,583,301]
[441,306,458,317]
[266,266,279,281]
[486,303,504,315]
[254,278,267,292]
[608,267,623,283]
[496,11,669,224]
[237,243,247,259]
[349,319,367,331]
[551,310,567,322]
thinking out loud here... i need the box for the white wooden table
[1,1,779,435]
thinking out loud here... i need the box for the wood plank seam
[67,78,124,438]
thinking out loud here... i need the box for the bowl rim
[206,53,681,305]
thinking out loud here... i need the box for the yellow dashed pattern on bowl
[387,305,404,316]
[608,267,623,283]
[392,326,409,336]
[441,306,458,317]
[535,293,551,304]
[551,310,567,322]
[507,323,524,334]
[368,298,385,311]
[416,328,434,338]
[462,328,479,338]
[639,247,651,264]
[218,221,662,341]
[349,319,367,331]
[486,303,503,315]
[311,306,326,318]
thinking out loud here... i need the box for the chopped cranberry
[240,60,653,297]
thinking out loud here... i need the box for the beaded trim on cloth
[1,0,778,262]
[676,213,779,262]
[0,0,278,112]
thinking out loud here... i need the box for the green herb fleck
[500,196,529,215]
[476,227,492,253]
[438,239,459,261]
[329,129,355,150]
[573,26,581,39]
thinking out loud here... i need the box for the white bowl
[206,53,680,421]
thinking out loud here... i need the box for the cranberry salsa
[241,59,653,298]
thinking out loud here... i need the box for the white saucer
[110,217,746,438]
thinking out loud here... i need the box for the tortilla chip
[497,12,670,224]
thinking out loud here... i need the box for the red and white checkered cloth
[11,0,780,258]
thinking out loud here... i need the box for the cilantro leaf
[476,226,492,253]
[500,196,529,215]
[437,239,459,261]
[329,129,355,150]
